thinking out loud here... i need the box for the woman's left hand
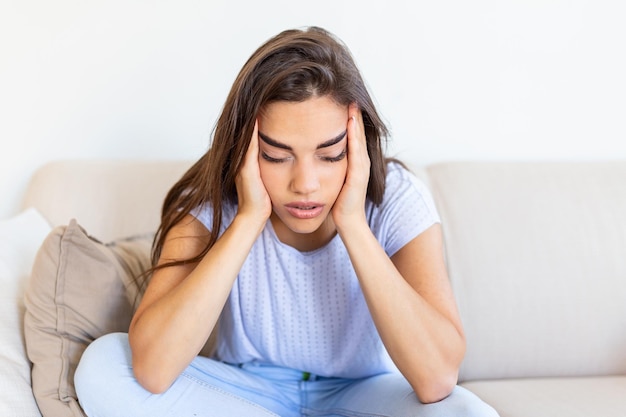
[332,103,371,232]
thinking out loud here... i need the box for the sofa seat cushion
[462,376,626,417]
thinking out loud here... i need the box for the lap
[75,333,279,417]
[75,333,498,417]
[305,372,498,417]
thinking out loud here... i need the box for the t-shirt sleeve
[368,163,441,257]
[190,204,214,231]
[190,200,238,236]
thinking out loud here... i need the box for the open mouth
[284,202,325,219]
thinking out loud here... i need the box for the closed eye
[261,152,289,163]
[321,149,347,163]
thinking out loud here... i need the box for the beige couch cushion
[426,161,626,381]
[21,160,191,241]
[23,220,152,417]
[462,376,626,417]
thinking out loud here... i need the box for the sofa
[1,158,625,417]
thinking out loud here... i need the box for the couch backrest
[23,159,626,382]
[21,160,192,242]
[425,161,626,382]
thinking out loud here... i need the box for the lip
[284,201,325,219]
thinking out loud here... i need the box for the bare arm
[128,121,271,393]
[339,222,465,403]
[333,105,464,403]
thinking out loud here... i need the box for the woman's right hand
[235,120,272,225]
[130,121,272,394]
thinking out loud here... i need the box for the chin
[284,218,325,235]
[274,209,329,234]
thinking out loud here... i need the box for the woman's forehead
[258,97,348,147]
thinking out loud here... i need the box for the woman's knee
[75,332,131,383]
[74,332,135,414]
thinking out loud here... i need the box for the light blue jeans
[75,333,498,417]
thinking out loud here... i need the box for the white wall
[2,0,625,220]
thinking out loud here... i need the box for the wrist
[233,210,269,236]
[334,215,370,240]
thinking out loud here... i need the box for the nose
[290,160,320,195]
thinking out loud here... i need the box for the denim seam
[303,406,390,417]
[181,370,293,414]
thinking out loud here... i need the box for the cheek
[324,163,348,194]
[258,163,280,197]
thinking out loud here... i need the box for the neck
[270,214,337,252]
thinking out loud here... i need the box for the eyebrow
[258,130,347,150]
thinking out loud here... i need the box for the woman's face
[258,95,349,250]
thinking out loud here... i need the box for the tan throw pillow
[23,219,152,417]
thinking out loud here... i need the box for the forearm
[338,222,465,403]
[129,214,264,393]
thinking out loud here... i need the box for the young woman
[75,26,498,417]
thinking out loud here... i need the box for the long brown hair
[151,26,391,268]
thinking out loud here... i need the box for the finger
[348,102,360,121]
[347,105,358,149]
[240,121,259,174]
[347,103,358,138]
[248,119,259,161]
[237,121,258,185]
[347,104,368,163]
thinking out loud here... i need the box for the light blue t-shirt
[192,162,440,378]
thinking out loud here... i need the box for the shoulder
[190,199,238,233]
[367,160,440,256]
[381,161,436,209]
